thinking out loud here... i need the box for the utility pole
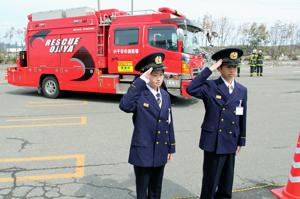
[131,0,133,15]
[97,0,100,10]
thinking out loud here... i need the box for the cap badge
[155,56,162,64]
[230,52,238,60]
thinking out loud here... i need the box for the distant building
[6,47,22,55]
[7,47,22,53]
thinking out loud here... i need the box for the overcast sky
[1,0,300,39]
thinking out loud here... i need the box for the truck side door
[108,26,141,74]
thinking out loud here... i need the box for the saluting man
[187,48,248,199]
[119,53,176,199]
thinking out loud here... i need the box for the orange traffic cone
[272,133,300,199]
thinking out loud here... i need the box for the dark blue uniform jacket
[187,67,247,154]
[119,77,176,167]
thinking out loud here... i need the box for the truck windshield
[182,30,202,55]
[148,26,178,51]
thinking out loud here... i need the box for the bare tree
[257,24,268,45]
[268,21,298,59]
[197,14,215,46]
[215,16,233,46]
[296,27,300,45]
[4,27,15,45]
[246,22,268,48]
[15,28,25,49]
[240,23,251,46]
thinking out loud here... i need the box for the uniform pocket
[131,138,149,147]
[201,125,217,132]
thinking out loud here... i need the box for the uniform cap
[135,52,166,72]
[211,48,243,66]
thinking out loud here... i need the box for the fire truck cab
[7,7,208,98]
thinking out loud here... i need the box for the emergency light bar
[158,7,186,18]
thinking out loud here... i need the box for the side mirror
[206,31,218,46]
[212,32,218,37]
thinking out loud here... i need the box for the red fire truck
[7,7,209,98]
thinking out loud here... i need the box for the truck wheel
[42,76,60,98]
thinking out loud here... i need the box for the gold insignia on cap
[155,56,162,64]
[230,52,238,60]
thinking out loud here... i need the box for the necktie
[228,85,233,94]
[156,93,161,107]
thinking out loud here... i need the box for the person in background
[249,49,257,77]
[256,49,264,76]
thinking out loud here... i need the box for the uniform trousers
[200,151,235,199]
[256,66,263,75]
[134,165,165,199]
[250,66,256,75]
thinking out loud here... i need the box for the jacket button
[221,118,224,122]
[156,141,159,144]
[219,129,222,132]
[165,142,168,145]
[232,121,235,125]
[157,131,160,134]
[166,131,168,134]
[229,131,232,134]
[158,120,161,123]
[222,108,226,111]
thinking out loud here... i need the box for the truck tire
[41,76,60,98]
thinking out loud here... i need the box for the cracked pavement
[6,137,34,152]
[1,64,300,198]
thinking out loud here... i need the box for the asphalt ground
[0,63,300,198]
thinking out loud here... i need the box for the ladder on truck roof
[97,14,111,56]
